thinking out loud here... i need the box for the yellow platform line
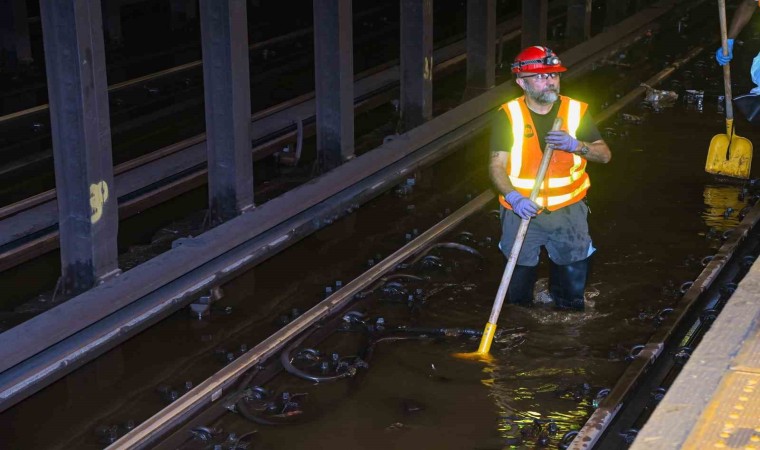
[682,326,760,449]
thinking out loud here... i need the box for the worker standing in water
[489,46,611,311]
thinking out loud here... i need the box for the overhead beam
[466,0,496,97]
[39,0,119,295]
[400,0,433,131]
[313,0,354,170]
[199,0,254,224]
[521,0,548,48]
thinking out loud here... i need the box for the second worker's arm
[729,0,758,39]
[717,0,757,64]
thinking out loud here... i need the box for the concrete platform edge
[631,259,760,449]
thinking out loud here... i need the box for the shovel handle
[487,118,563,325]
[718,0,734,119]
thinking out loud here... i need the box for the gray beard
[526,86,559,105]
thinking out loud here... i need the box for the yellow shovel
[455,118,562,361]
[706,0,752,179]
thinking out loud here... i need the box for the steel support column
[39,0,119,295]
[313,0,354,170]
[199,0,254,224]
[11,0,32,63]
[400,0,433,131]
[466,0,495,97]
[521,0,548,48]
[565,0,592,43]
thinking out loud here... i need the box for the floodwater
[3,4,760,449]
[201,83,759,450]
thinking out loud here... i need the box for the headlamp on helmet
[511,46,568,74]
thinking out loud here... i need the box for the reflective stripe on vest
[500,95,591,211]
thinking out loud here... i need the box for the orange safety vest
[498,95,591,212]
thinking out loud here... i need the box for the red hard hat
[511,46,567,74]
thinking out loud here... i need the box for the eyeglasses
[518,72,561,80]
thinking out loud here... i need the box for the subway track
[0,5,548,273]
[102,164,760,449]
[0,1,756,448]
[100,38,760,446]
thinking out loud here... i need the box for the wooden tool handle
[718,0,734,119]
[487,117,563,324]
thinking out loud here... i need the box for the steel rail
[107,191,494,449]
[594,235,760,449]
[0,102,495,412]
[568,201,760,450]
[0,0,690,418]
[595,45,705,124]
[0,4,394,126]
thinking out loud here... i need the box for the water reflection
[480,350,603,448]
[702,185,746,231]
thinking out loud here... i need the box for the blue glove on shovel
[506,191,540,220]
[716,38,734,66]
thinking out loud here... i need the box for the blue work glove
[545,130,579,152]
[505,191,540,220]
[715,39,734,66]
